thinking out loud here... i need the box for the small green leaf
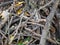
[18,40,24,45]
[18,43,24,45]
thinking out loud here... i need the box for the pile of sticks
[0,0,60,45]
